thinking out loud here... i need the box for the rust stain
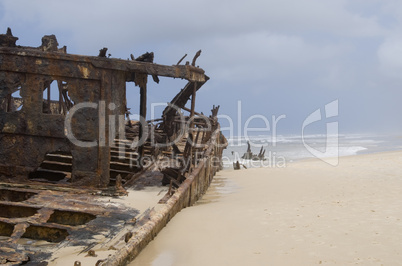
[77,65,90,79]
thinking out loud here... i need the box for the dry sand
[129,151,402,266]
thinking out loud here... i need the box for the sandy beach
[130,151,402,266]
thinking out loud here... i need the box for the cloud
[1,0,401,133]
[197,31,353,91]
[378,37,402,78]
[1,0,385,48]
[0,0,384,69]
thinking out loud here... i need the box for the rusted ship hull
[104,127,224,265]
[0,28,227,265]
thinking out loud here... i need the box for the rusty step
[114,138,132,143]
[124,133,137,139]
[110,155,138,164]
[110,150,139,158]
[112,140,133,145]
[110,146,138,152]
[45,151,72,156]
[112,140,134,148]
[110,161,137,172]
[45,154,72,164]
[161,150,183,156]
[110,145,133,151]
[40,161,72,173]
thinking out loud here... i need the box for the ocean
[222,133,402,169]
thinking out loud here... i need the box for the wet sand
[130,151,402,265]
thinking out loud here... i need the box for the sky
[1,0,402,136]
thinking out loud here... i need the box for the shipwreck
[0,28,227,265]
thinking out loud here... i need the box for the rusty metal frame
[0,30,208,189]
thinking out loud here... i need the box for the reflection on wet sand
[194,176,239,206]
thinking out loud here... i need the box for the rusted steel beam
[162,78,209,138]
[0,50,100,80]
[191,50,201,66]
[176,53,187,65]
[135,74,148,161]
[180,105,202,117]
[190,82,197,123]
[182,82,198,167]
[0,48,207,82]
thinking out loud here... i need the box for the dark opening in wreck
[0,27,227,265]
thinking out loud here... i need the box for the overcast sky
[1,0,402,136]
